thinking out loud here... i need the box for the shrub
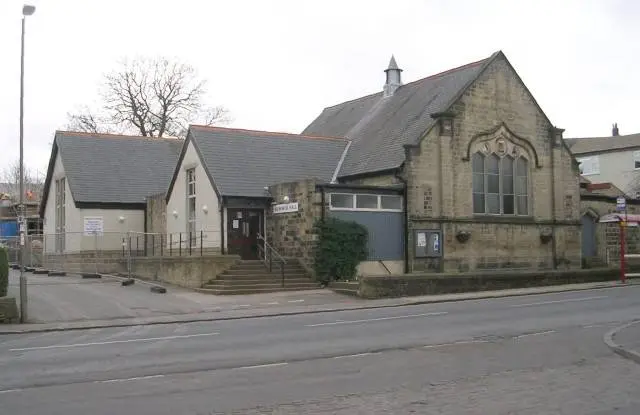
[313,217,368,282]
[0,247,8,297]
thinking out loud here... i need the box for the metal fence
[39,231,222,255]
[1,234,44,267]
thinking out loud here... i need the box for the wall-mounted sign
[83,217,104,236]
[617,197,626,212]
[417,232,427,247]
[232,219,239,229]
[273,202,299,214]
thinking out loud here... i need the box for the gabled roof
[168,126,350,199]
[565,132,640,155]
[302,51,500,177]
[40,131,182,216]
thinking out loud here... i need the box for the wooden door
[227,208,263,260]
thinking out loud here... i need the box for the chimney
[612,123,619,136]
[383,55,403,98]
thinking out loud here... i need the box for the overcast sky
[0,0,638,175]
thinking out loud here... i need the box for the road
[2,285,640,414]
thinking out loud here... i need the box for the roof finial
[383,55,403,97]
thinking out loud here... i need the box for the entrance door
[581,214,597,258]
[227,208,263,260]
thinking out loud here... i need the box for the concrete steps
[202,259,319,295]
[195,285,319,295]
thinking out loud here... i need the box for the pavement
[2,285,640,414]
[4,269,640,334]
[604,319,640,364]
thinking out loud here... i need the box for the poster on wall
[232,219,239,229]
[83,217,104,236]
[417,232,427,247]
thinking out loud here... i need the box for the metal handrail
[257,233,287,287]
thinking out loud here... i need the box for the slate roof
[41,131,182,214]
[565,132,640,155]
[187,126,350,198]
[302,52,498,177]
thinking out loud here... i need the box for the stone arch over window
[472,151,530,215]
[463,122,541,168]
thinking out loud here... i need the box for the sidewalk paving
[2,277,638,335]
[5,270,357,324]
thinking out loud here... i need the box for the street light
[19,4,36,323]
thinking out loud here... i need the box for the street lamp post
[19,4,36,324]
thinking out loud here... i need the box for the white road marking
[513,330,556,340]
[232,304,252,309]
[333,352,381,359]
[0,389,22,394]
[261,302,279,305]
[96,374,165,384]
[509,295,608,308]
[235,362,288,370]
[423,340,490,349]
[288,299,305,303]
[9,332,220,352]
[305,312,448,327]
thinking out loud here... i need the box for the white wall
[42,151,145,253]
[579,150,640,195]
[68,208,144,252]
[166,139,221,248]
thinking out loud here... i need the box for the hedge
[313,217,368,282]
[0,247,8,297]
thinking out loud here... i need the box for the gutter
[330,141,352,184]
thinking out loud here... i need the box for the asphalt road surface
[2,285,640,414]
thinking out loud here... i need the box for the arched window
[472,152,529,215]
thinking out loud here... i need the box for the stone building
[43,50,604,280]
[302,50,581,273]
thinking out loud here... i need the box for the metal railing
[257,233,286,287]
[37,231,222,276]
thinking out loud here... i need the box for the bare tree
[66,57,231,137]
[66,105,112,134]
[0,161,44,201]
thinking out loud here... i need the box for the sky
[0,0,639,175]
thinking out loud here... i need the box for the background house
[40,131,182,253]
[565,125,640,197]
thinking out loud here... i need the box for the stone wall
[357,268,622,299]
[145,193,166,255]
[581,197,640,266]
[44,252,239,289]
[266,179,323,276]
[126,255,239,288]
[398,53,581,272]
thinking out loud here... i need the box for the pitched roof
[565,132,640,155]
[302,52,498,177]
[580,181,626,199]
[41,131,182,214]
[186,126,350,198]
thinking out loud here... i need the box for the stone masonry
[397,54,581,272]
[266,179,324,276]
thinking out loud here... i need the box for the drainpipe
[320,186,326,222]
[394,170,409,274]
[219,196,225,254]
[550,128,558,269]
